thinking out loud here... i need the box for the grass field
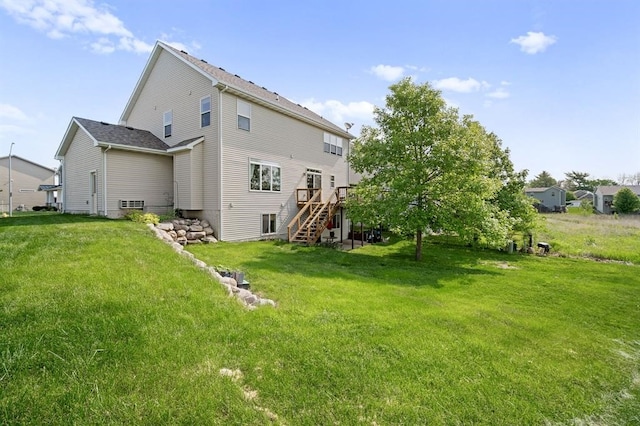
[1,213,639,424]
[538,212,640,264]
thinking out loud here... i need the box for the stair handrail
[287,190,322,241]
[304,188,342,243]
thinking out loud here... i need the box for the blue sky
[0,0,638,183]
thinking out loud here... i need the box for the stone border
[147,223,276,309]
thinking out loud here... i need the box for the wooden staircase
[287,187,346,245]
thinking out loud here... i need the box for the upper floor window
[201,96,211,128]
[237,99,251,131]
[163,110,173,138]
[250,160,281,192]
[323,133,343,156]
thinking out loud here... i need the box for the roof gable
[120,40,352,139]
[56,117,170,158]
[0,155,56,173]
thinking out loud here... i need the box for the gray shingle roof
[597,185,640,196]
[161,43,351,137]
[75,117,170,151]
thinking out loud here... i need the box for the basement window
[262,213,277,235]
[120,200,144,209]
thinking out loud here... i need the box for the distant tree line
[528,170,624,193]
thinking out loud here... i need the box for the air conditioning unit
[119,200,144,209]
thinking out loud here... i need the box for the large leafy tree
[347,78,535,260]
[613,188,640,214]
[528,171,557,188]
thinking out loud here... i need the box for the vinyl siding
[123,49,220,220]
[0,157,53,211]
[63,129,102,214]
[220,91,350,241]
[106,150,173,217]
[174,151,191,209]
[173,143,204,210]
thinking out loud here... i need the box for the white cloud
[0,0,154,54]
[0,124,35,137]
[500,80,511,86]
[510,31,557,54]
[0,104,28,120]
[370,64,405,82]
[433,77,490,93]
[486,88,510,99]
[300,98,375,127]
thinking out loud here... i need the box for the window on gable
[237,99,251,131]
[262,213,277,235]
[201,96,211,128]
[323,132,343,156]
[163,110,173,138]
[250,160,281,192]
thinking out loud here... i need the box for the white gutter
[218,84,228,240]
[103,145,111,216]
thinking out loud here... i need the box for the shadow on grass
[193,236,517,290]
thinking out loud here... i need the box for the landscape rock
[186,231,206,240]
[151,220,275,310]
[221,277,238,287]
[157,222,174,231]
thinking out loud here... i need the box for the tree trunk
[415,228,423,261]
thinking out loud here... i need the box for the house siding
[525,187,566,210]
[0,157,54,212]
[220,91,350,241]
[63,129,102,214]
[123,49,220,226]
[106,149,173,217]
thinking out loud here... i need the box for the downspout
[218,84,228,240]
[60,159,65,213]
[103,145,111,216]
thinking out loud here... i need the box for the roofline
[119,41,218,124]
[120,40,353,140]
[95,141,172,156]
[0,155,57,172]
[217,83,353,139]
[166,136,205,153]
[55,117,81,160]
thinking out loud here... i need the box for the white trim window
[163,110,173,138]
[262,213,277,235]
[237,99,251,131]
[323,133,343,156]
[250,160,281,192]
[330,175,335,188]
[332,213,341,229]
[201,96,211,128]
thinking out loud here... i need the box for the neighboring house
[56,40,355,243]
[567,190,593,207]
[594,185,640,214]
[0,155,56,212]
[525,186,566,212]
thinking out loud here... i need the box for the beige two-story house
[56,40,355,243]
[0,155,56,212]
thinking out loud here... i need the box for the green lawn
[1,213,639,424]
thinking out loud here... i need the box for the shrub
[124,211,159,225]
[613,187,640,214]
[579,199,593,215]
